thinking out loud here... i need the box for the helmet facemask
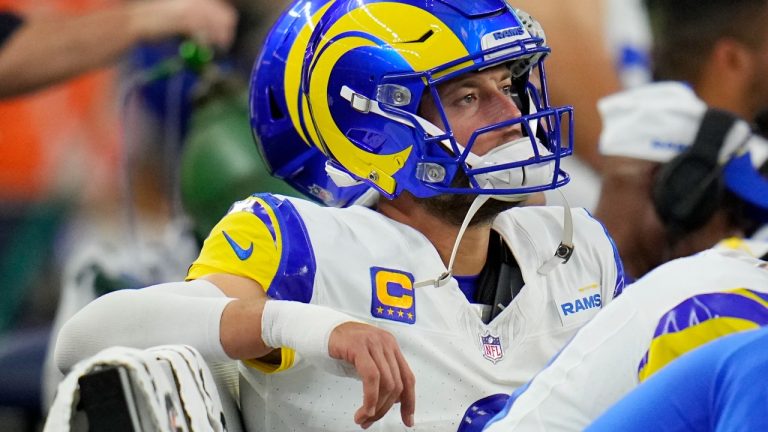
[411,58,573,202]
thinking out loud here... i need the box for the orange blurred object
[0,0,120,203]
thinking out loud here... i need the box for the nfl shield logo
[480,332,504,363]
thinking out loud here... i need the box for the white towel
[45,344,227,432]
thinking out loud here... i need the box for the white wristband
[261,300,359,358]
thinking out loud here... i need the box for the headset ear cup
[651,107,739,236]
[652,153,723,235]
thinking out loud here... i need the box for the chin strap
[413,189,575,288]
[414,194,491,288]
[537,189,575,275]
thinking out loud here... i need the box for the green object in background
[180,80,303,240]
[0,201,68,334]
[178,40,214,72]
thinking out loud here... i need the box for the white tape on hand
[261,300,363,378]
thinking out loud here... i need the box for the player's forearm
[0,7,141,98]
[0,0,235,98]
[219,297,276,360]
[54,280,235,372]
[219,297,366,361]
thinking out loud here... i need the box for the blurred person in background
[0,0,236,99]
[596,0,768,280]
[0,0,237,331]
[512,0,652,211]
[0,0,237,429]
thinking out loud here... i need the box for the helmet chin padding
[470,137,556,200]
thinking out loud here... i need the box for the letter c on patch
[375,270,413,308]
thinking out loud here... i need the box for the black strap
[474,231,524,323]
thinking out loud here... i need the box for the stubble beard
[417,194,519,227]
[415,171,521,227]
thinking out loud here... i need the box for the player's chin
[418,173,520,227]
[441,195,518,226]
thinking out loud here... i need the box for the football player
[55,1,625,430]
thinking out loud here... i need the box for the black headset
[652,108,740,236]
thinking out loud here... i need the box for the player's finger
[357,342,398,427]
[367,344,401,421]
[353,351,380,425]
[395,348,416,427]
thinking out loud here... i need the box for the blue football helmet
[252,0,574,201]
[250,0,376,207]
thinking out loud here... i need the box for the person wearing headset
[595,0,768,281]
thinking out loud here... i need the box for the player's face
[415,65,530,226]
[420,64,525,156]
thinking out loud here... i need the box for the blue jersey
[587,326,768,431]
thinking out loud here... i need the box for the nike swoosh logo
[222,231,253,261]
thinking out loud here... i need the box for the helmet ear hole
[268,86,286,121]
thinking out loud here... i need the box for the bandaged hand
[328,322,416,430]
[260,300,415,429]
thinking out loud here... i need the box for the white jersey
[188,194,624,431]
[481,239,768,432]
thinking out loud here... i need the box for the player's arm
[0,0,236,99]
[205,272,416,429]
[54,258,415,429]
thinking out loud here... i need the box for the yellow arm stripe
[639,317,760,382]
[243,348,296,374]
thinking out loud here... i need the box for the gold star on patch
[387,308,394,316]
[376,306,384,314]
[397,310,404,317]
[407,312,414,320]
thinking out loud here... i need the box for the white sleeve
[485,293,649,431]
[54,279,235,373]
